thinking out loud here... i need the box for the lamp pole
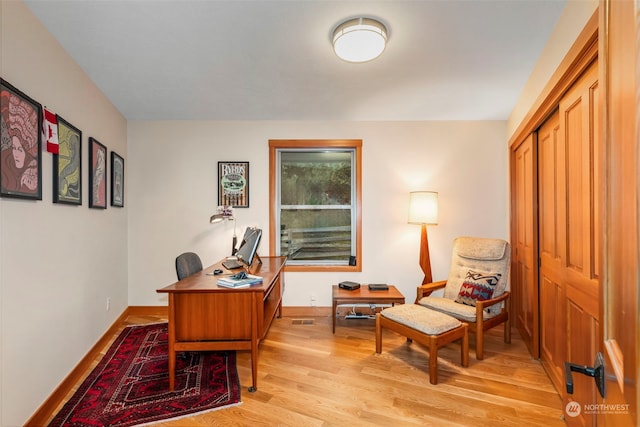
[419,223,433,284]
[408,191,438,285]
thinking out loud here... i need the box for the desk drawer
[174,293,253,341]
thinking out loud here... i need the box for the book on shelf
[217,274,263,288]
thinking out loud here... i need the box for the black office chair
[175,252,203,280]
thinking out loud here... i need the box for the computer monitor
[235,227,262,268]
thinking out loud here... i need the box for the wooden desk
[332,285,405,333]
[157,256,286,392]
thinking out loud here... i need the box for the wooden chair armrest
[475,291,510,314]
[415,280,447,302]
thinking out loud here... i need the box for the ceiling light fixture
[332,17,388,63]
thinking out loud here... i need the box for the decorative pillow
[455,270,502,307]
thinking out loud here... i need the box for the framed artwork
[0,79,42,200]
[88,137,107,209]
[53,116,82,205]
[110,151,124,207]
[218,161,249,208]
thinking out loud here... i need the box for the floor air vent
[291,319,314,325]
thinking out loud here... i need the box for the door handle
[564,352,605,398]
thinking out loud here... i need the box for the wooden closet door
[597,0,637,424]
[512,134,538,357]
[540,59,600,427]
[538,109,566,392]
[563,60,601,427]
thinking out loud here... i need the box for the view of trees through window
[280,151,351,205]
[269,139,361,271]
[279,150,353,264]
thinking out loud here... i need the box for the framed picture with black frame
[218,161,249,208]
[0,79,43,200]
[110,151,124,207]
[53,115,82,205]
[88,137,107,209]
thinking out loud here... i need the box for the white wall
[0,2,128,426]
[508,0,598,138]
[0,0,599,425]
[128,121,509,308]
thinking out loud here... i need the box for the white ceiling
[24,0,566,121]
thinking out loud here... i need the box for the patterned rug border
[124,323,244,427]
[48,322,242,427]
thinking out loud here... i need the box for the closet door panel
[558,60,600,427]
[538,110,565,392]
[540,275,565,390]
[512,134,537,355]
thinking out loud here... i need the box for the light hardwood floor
[41,310,566,427]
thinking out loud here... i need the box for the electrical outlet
[310,293,317,307]
[106,297,111,312]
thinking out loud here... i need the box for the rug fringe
[125,321,168,328]
[131,401,243,427]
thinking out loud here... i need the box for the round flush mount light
[332,17,388,63]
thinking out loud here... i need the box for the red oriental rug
[48,323,241,427]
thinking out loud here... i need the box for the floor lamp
[408,191,438,284]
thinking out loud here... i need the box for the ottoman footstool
[375,304,469,384]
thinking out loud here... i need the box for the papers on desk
[217,274,263,288]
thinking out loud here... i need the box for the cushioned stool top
[381,304,462,335]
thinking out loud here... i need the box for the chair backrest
[175,252,203,280]
[443,237,511,301]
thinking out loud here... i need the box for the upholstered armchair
[415,236,511,360]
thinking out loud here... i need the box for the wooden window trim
[269,139,362,272]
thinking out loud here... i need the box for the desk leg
[332,299,337,333]
[168,349,175,390]
[249,293,259,392]
[249,340,258,393]
[168,295,176,390]
[277,275,284,318]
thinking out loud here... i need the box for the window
[269,140,362,271]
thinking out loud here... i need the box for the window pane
[280,208,351,262]
[270,139,361,272]
[280,151,351,205]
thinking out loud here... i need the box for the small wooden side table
[332,285,405,333]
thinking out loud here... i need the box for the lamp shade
[332,17,387,63]
[408,191,438,225]
[210,214,226,224]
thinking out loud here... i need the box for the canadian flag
[43,107,59,154]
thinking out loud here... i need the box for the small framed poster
[88,137,107,209]
[53,116,82,205]
[110,151,124,207]
[218,161,249,208]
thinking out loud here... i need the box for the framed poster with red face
[0,79,42,200]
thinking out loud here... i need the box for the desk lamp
[408,191,438,284]
[210,205,237,255]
